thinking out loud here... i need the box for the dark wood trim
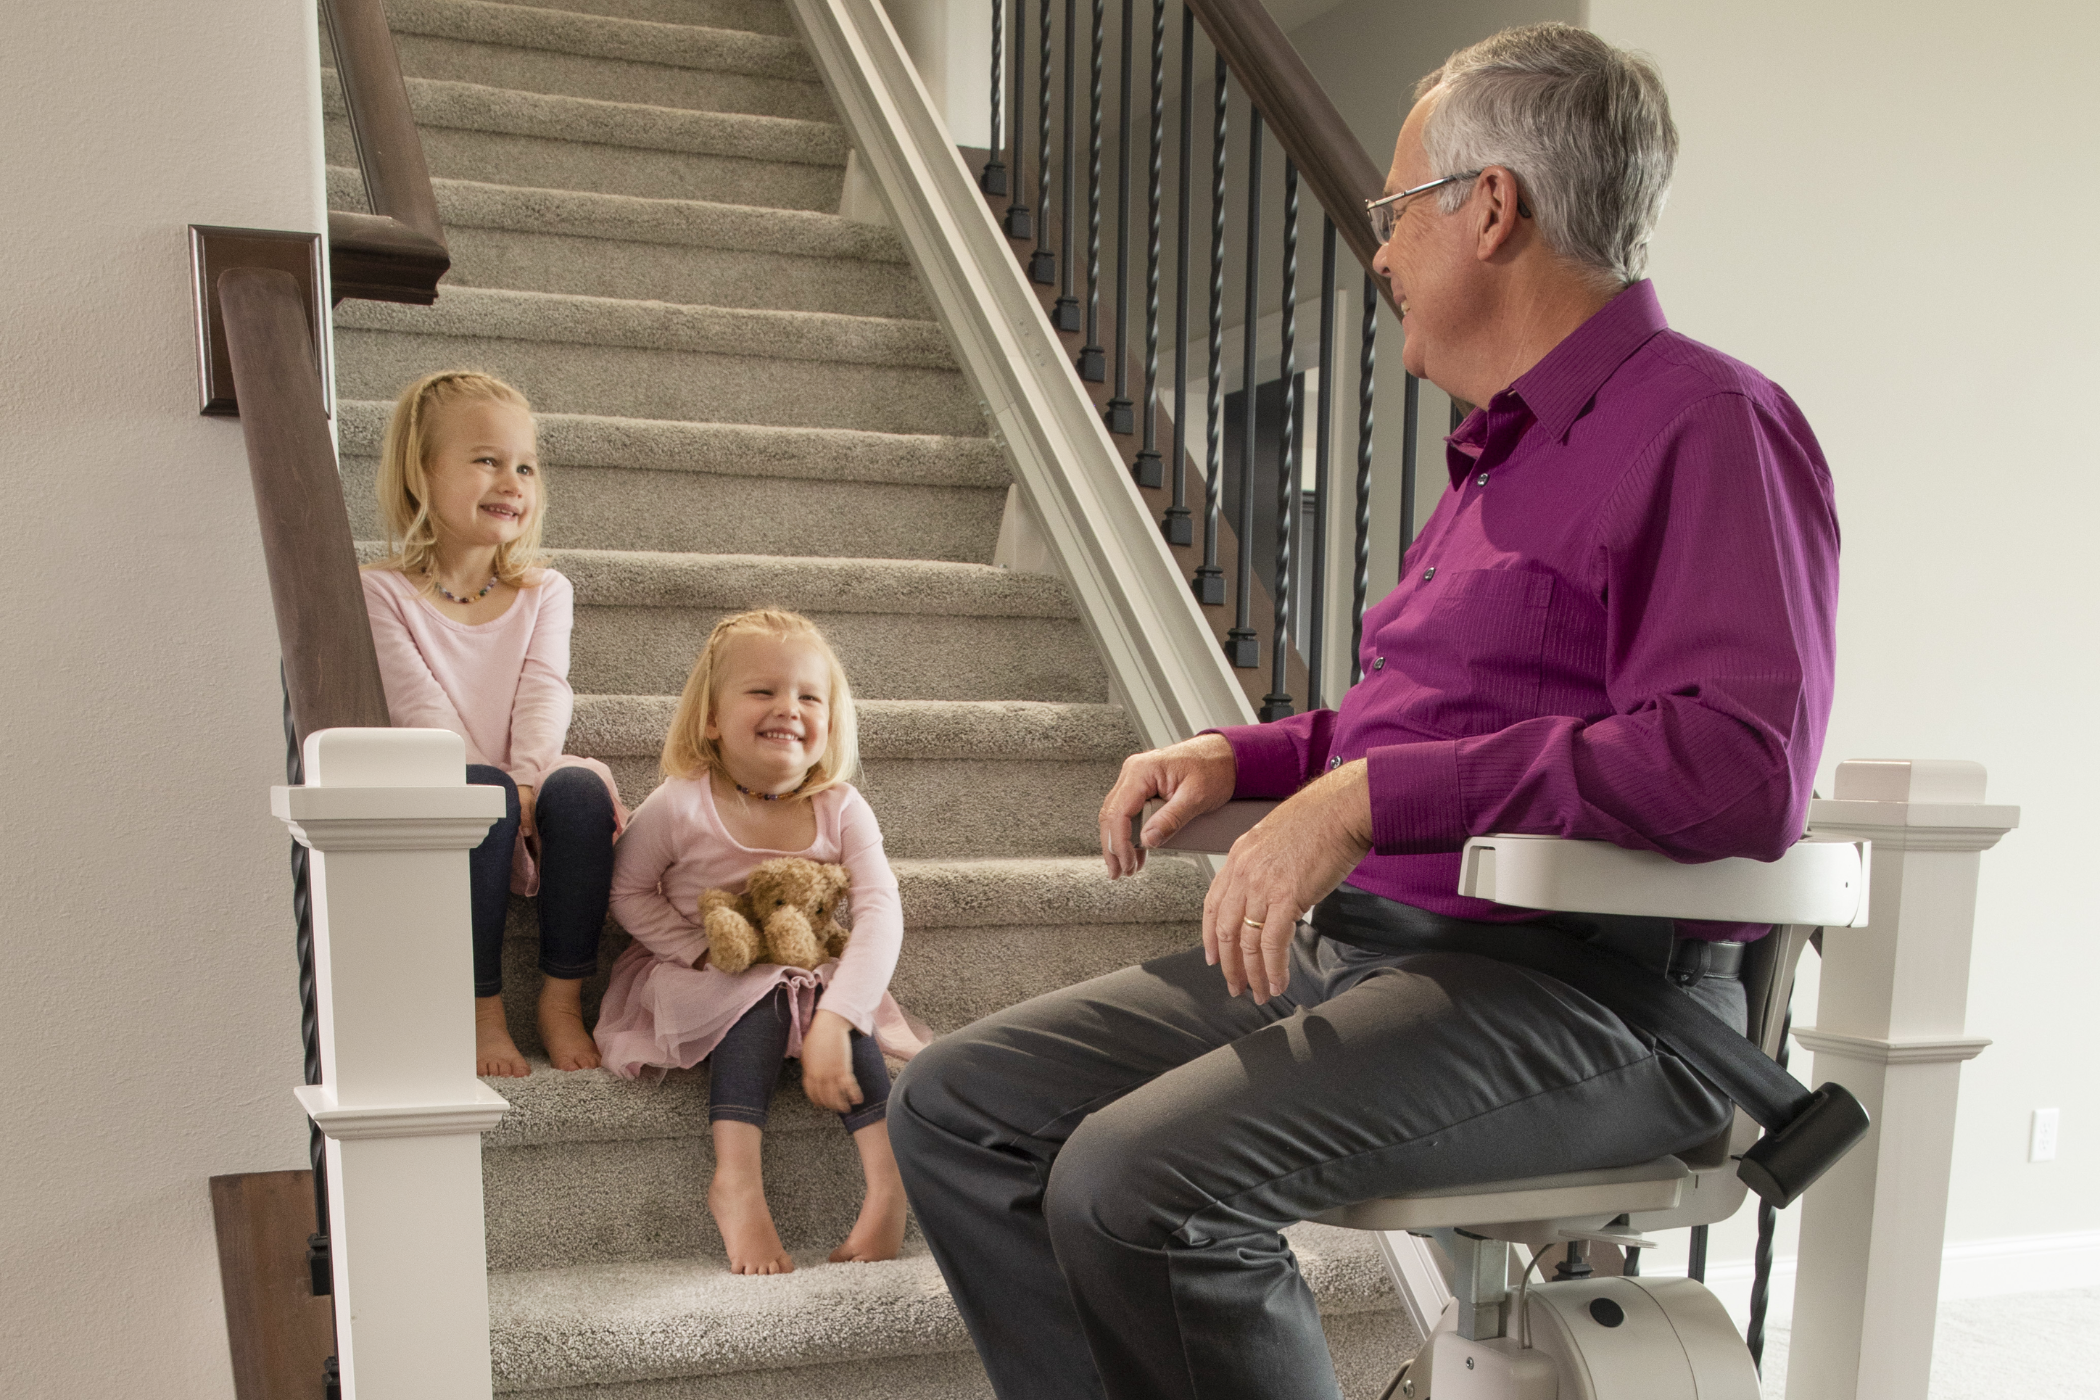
[190,227,329,416]
[322,0,450,303]
[211,1172,337,1400]
[1184,0,1396,314]
[219,267,393,745]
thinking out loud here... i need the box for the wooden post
[1790,760,2019,1400]
[273,728,509,1399]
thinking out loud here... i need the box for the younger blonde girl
[597,610,927,1275]
[360,370,624,1078]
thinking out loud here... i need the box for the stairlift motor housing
[1408,1275,1759,1400]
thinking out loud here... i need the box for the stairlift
[1148,810,1874,1400]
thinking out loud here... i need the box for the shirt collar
[1497,279,1670,445]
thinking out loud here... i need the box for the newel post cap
[270,727,505,850]
[1808,759,2019,850]
[305,726,467,786]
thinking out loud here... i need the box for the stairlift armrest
[1458,834,1871,927]
[1134,799,1280,854]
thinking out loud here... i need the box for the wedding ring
[1242,916,1265,929]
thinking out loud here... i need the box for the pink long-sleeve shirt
[360,566,574,789]
[594,775,918,1078]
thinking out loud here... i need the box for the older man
[890,23,1837,1400]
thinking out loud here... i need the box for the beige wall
[0,3,328,1395]
[1584,0,2100,1271]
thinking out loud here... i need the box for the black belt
[1311,885,1866,1209]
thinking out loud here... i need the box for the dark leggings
[710,986,891,1134]
[466,764,617,998]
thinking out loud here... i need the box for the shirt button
[1422,566,1436,581]
[1476,472,1490,486]
[1329,755,1342,770]
[1373,657,1385,671]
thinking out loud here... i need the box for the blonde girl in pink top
[360,371,623,1079]
[597,610,927,1274]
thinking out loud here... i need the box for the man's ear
[1473,165,1529,263]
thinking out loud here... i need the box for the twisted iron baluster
[1192,53,1226,606]
[1129,0,1165,487]
[1030,0,1055,282]
[1002,0,1033,238]
[1226,106,1262,670]
[1077,0,1106,381]
[1261,157,1299,718]
[1351,273,1376,683]
[982,0,1006,194]
[1309,216,1335,708]
[1161,1,1194,547]
[1053,0,1081,330]
[1746,1005,1793,1372]
[1105,0,1136,432]
[283,673,333,1304]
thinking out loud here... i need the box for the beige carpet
[1757,1287,2100,1399]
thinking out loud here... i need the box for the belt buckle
[1669,940,1709,988]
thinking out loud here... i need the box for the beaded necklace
[432,573,499,604]
[733,778,808,802]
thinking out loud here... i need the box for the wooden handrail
[321,0,449,304]
[219,267,392,744]
[1186,0,1394,312]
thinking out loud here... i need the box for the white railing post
[1789,760,2019,1400]
[272,727,511,1400]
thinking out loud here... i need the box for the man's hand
[1097,734,1238,878]
[800,1009,863,1114]
[1202,760,1373,1004]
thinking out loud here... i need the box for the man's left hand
[1202,760,1373,1003]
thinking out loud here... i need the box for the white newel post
[1787,760,2019,1400]
[272,728,512,1399]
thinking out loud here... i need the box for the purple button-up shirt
[1212,281,1839,937]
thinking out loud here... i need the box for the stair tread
[330,171,909,262]
[383,0,819,80]
[542,548,1076,616]
[487,1226,1393,1388]
[338,401,999,487]
[323,70,848,165]
[571,696,1139,761]
[336,284,949,368]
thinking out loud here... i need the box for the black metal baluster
[1077,0,1106,380]
[983,0,1006,195]
[282,675,332,1303]
[1129,0,1165,486]
[1161,2,1194,546]
[1226,107,1262,670]
[1261,156,1298,718]
[1192,54,1226,606]
[1031,0,1055,282]
[1351,272,1376,683]
[1308,215,1335,708]
[1401,372,1420,554]
[1745,1006,1791,1372]
[1104,0,1136,431]
[1003,0,1032,238]
[1053,0,1081,331]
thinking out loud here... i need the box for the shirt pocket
[1411,568,1554,734]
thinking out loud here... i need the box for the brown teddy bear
[697,856,853,975]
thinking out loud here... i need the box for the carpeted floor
[1756,1287,2100,1399]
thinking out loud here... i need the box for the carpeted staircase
[324,0,1410,1392]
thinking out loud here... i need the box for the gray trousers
[888,895,1746,1400]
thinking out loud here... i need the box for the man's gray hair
[1415,24,1677,287]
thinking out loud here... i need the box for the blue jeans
[466,764,616,997]
[710,986,891,1134]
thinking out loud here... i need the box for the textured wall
[0,3,328,1395]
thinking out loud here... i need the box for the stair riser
[503,0,793,36]
[442,225,931,319]
[483,1127,894,1269]
[343,456,1002,562]
[501,1312,1412,1400]
[327,118,843,209]
[395,33,832,122]
[595,757,1126,859]
[334,330,982,436]
[569,608,1110,700]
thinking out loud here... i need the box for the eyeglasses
[1364,171,1482,244]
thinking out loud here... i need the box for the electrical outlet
[2030,1108,2060,1162]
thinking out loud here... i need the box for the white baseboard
[1663,1229,2100,1325]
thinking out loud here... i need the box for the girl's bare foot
[537,978,601,1071]
[710,1122,794,1275]
[829,1121,907,1263]
[476,996,530,1077]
